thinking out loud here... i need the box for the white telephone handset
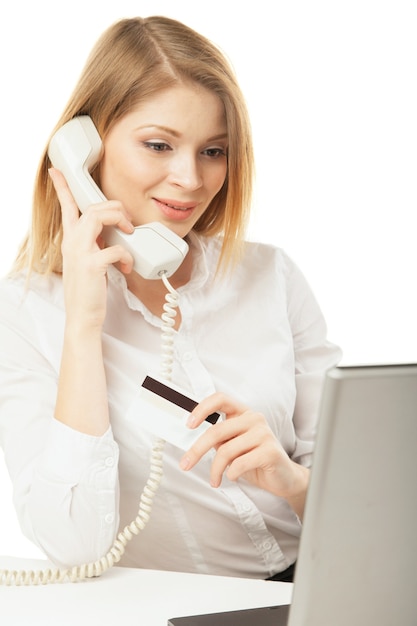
[47,116,189,279]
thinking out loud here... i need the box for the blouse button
[104,457,114,467]
[104,513,114,524]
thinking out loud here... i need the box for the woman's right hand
[49,168,135,330]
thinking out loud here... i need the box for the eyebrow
[136,125,228,142]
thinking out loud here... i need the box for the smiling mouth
[155,198,197,211]
[165,202,188,211]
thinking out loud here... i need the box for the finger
[210,420,275,480]
[98,244,134,273]
[79,205,134,237]
[48,167,80,230]
[180,412,273,479]
[223,438,278,482]
[209,431,259,487]
[180,417,246,471]
[187,392,248,428]
[49,168,134,238]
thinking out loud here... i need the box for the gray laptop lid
[168,364,417,626]
[288,363,417,626]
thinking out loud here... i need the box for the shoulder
[242,239,294,271]
[0,271,64,320]
[238,239,303,290]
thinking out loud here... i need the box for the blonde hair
[13,16,254,274]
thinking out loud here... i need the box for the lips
[154,198,197,211]
[152,197,200,222]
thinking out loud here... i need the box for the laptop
[168,363,417,626]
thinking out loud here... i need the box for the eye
[202,147,227,159]
[143,141,171,152]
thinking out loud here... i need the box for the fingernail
[186,413,197,428]
[180,456,191,470]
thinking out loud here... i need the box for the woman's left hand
[179,393,309,519]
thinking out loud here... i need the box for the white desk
[0,557,293,626]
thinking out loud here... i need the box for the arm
[50,168,134,436]
[178,252,341,521]
[0,169,135,567]
[284,250,343,467]
[0,315,119,568]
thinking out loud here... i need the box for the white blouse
[0,233,341,578]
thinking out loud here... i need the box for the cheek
[210,163,227,195]
[99,152,122,198]
[100,152,149,199]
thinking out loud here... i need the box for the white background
[0,0,415,559]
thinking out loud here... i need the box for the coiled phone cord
[0,273,179,586]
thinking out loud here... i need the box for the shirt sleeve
[282,253,343,466]
[0,282,120,569]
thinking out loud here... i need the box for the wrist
[283,463,310,521]
[64,317,104,341]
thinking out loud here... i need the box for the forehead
[121,83,227,135]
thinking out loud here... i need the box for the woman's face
[99,83,228,239]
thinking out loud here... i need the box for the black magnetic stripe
[141,376,219,424]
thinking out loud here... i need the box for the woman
[0,16,341,582]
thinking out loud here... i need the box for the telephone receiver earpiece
[48,116,189,279]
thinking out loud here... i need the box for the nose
[168,152,203,190]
